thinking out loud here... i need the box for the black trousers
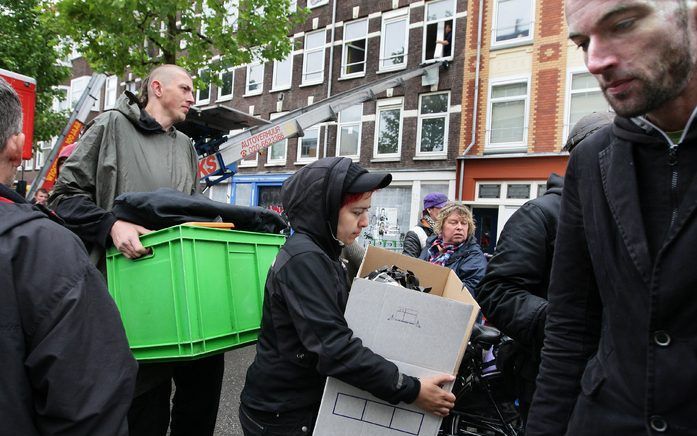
[128,354,225,436]
[238,402,317,436]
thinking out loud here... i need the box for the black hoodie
[240,157,420,413]
[0,184,137,435]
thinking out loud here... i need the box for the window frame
[52,85,70,112]
[341,18,368,79]
[296,125,321,164]
[216,67,234,102]
[485,76,530,153]
[416,91,450,157]
[373,97,404,159]
[336,104,363,160]
[272,50,294,92]
[195,68,211,105]
[422,0,456,63]
[266,112,288,166]
[491,0,535,48]
[245,62,264,96]
[302,29,326,85]
[379,8,410,73]
[563,68,612,142]
[307,0,328,9]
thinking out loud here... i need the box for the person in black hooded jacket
[239,157,456,435]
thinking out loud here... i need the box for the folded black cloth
[112,188,288,234]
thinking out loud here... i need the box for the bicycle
[440,324,524,436]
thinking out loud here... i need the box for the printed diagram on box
[332,393,425,435]
[388,307,421,328]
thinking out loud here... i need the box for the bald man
[51,65,223,436]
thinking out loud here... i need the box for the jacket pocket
[580,355,606,397]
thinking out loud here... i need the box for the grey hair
[0,77,23,153]
[434,202,476,239]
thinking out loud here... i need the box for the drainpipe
[322,0,338,159]
[459,0,483,199]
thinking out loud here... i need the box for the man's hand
[109,220,152,259]
[413,374,456,417]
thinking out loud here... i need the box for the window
[246,63,264,95]
[417,92,449,155]
[493,0,534,46]
[52,86,69,112]
[374,98,403,158]
[566,71,611,140]
[70,76,99,111]
[423,0,455,61]
[380,9,409,71]
[302,30,325,85]
[336,104,362,158]
[196,69,211,104]
[307,0,328,9]
[224,0,239,32]
[272,51,293,91]
[104,75,118,109]
[341,19,368,78]
[487,80,529,151]
[267,112,287,165]
[217,68,234,101]
[297,126,320,163]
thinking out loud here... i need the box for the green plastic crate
[106,224,284,361]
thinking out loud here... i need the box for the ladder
[27,73,106,199]
[198,62,443,180]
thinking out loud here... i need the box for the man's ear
[150,79,163,98]
[5,133,25,166]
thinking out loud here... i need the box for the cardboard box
[314,246,480,436]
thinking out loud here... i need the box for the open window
[423,0,455,61]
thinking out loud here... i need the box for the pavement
[213,344,257,436]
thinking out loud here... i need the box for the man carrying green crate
[50,65,224,436]
[0,77,137,434]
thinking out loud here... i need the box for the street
[214,345,256,436]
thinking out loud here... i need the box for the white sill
[376,65,408,75]
[370,156,401,163]
[338,72,366,81]
[483,144,528,154]
[490,38,534,51]
[294,159,318,165]
[413,154,447,160]
[270,86,292,93]
[264,162,286,167]
[336,154,360,161]
[194,100,210,106]
[216,95,233,102]
[422,56,453,64]
[299,81,324,88]
[243,91,263,97]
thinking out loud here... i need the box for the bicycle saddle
[470,324,502,346]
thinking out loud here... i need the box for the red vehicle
[0,68,36,161]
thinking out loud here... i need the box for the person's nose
[186,91,195,104]
[358,212,369,228]
[585,37,618,75]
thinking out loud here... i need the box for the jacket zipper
[668,144,679,228]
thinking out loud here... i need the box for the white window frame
[486,76,530,153]
[336,104,363,160]
[491,0,535,48]
[296,125,320,164]
[52,85,70,112]
[422,0,456,63]
[341,18,368,79]
[307,0,328,9]
[373,97,404,159]
[245,62,264,96]
[302,29,326,85]
[196,68,211,105]
[272,50,293,92]
[416,91,450,157]
[563,68,612,142]
[266,112,288,166]
[69,76,95,111]
[103,75,118,110]
[379,8,410,72]
[235,128,259,168]
[217,67,234,102]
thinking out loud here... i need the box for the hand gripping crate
[106,224,285,361]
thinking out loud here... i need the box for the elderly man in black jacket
[476,112,611,422]
[527,1,697,435]
[0,77,137,435]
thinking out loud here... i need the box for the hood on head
[114,91,166,134]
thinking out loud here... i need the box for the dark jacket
[241,157,420,413]
[528,111,697,435]
[402,218,434,258]
[0,184,137,435]
[419,235,487,296]
[476,174,563,368]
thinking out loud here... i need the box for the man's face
[567,0,695,118]
[337,192,372,245]
[0,132,24,186]
[157,70,195,124]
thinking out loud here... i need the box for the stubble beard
[604,24,695,118]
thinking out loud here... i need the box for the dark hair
[0,77,22,153]
[36,188,48,195]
